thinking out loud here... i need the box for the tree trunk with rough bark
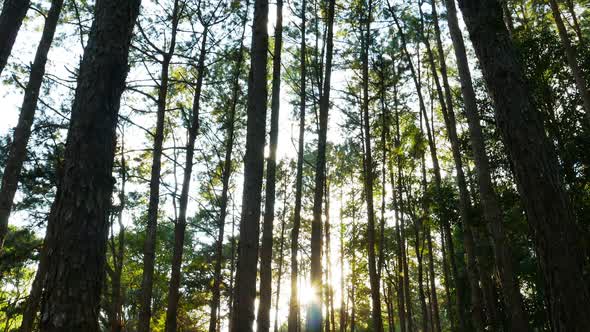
[358,1,383,331]
[414,143,430,332]
[339,191,346,332]
[164,25,207,332]
[390,8,470,330]
[0,0,63,251]
[308,0,335,330]
[442,0,530,329]
[288,1,306,330]
[109,143,127,332]
[273,180,288,332]
[388,79,406,332]
[231,0,269,329]
[257,1,283,330]
[324,181,336,332]
[208,4,249,332]
[419,3,490,329]
[0,0,30,76]
[20,248,47,332]
[458,0,590,330]
[350,195,357,332]
[425,229,441,332]
[138,2,181,330]
[37,0,141,330]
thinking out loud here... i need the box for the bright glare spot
[299,284,316,306]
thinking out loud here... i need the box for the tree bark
[288,1,306,330]
[0,0,30,76]
[257,1,283,330]
[164,25,207,332]
[324,181,336,332]
[389,8,469,330]
[388,78,406,332]
[308,0,335,330]
[19,247,47,332]
[442,0,530,330]
[273,181,288,332]
[109,141,127,332]
[458,0,590,330]
[350,194,357,332]
[425,229,441,332]
[418,3,489,329]
[231,0,269,329]
[208,3,249,332]
[358,1,383,331]
[37,0,141,330]
[412,197,430,332]
[0,0,63,251]
[138,1,181,330]
[339,191,346,332]
[228,209,238,331]
[438,224,455,332]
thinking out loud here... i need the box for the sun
[298,284,317,306]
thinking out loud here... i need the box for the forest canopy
[0,0,589,331]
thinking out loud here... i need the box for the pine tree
[458,0,590,330]
[37,0,141,330]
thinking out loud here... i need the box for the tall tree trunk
[418,3,490,329]
[378,60,389,332]
[20,246,48,332]
[547,0,590,125]
[430,0,506,329]
[389,9,469,331]
[231,0,269,329]
[308,0,335,330]
[378,73,387,281]
[37,0,141,330]
[324,185,331,332]
[438,225,455,332]
[413,207,430,332]
[393,111,412,332]
[458,0,590,330]
[323,181,336,332]
[388,79,406,332]
[208,4,249,332]
[257,1,283,330]
[0,0,63,250]
[350,195,357,332]
[0,0,30,76]
[138,1,181,329]
[358,1,383,331]
[425,229,441,332]
[339,191,346,332]
[387,283,396,332]
[442,0,530,330]
[414,146,430,332]
[400,207,413,332]
[422,2,500,329]
[288,1,306,330]
[273,181,288,332]
[228,209,238,331]
[109,141,127,332]
[415,115,441,332]
[164,26,207,332]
